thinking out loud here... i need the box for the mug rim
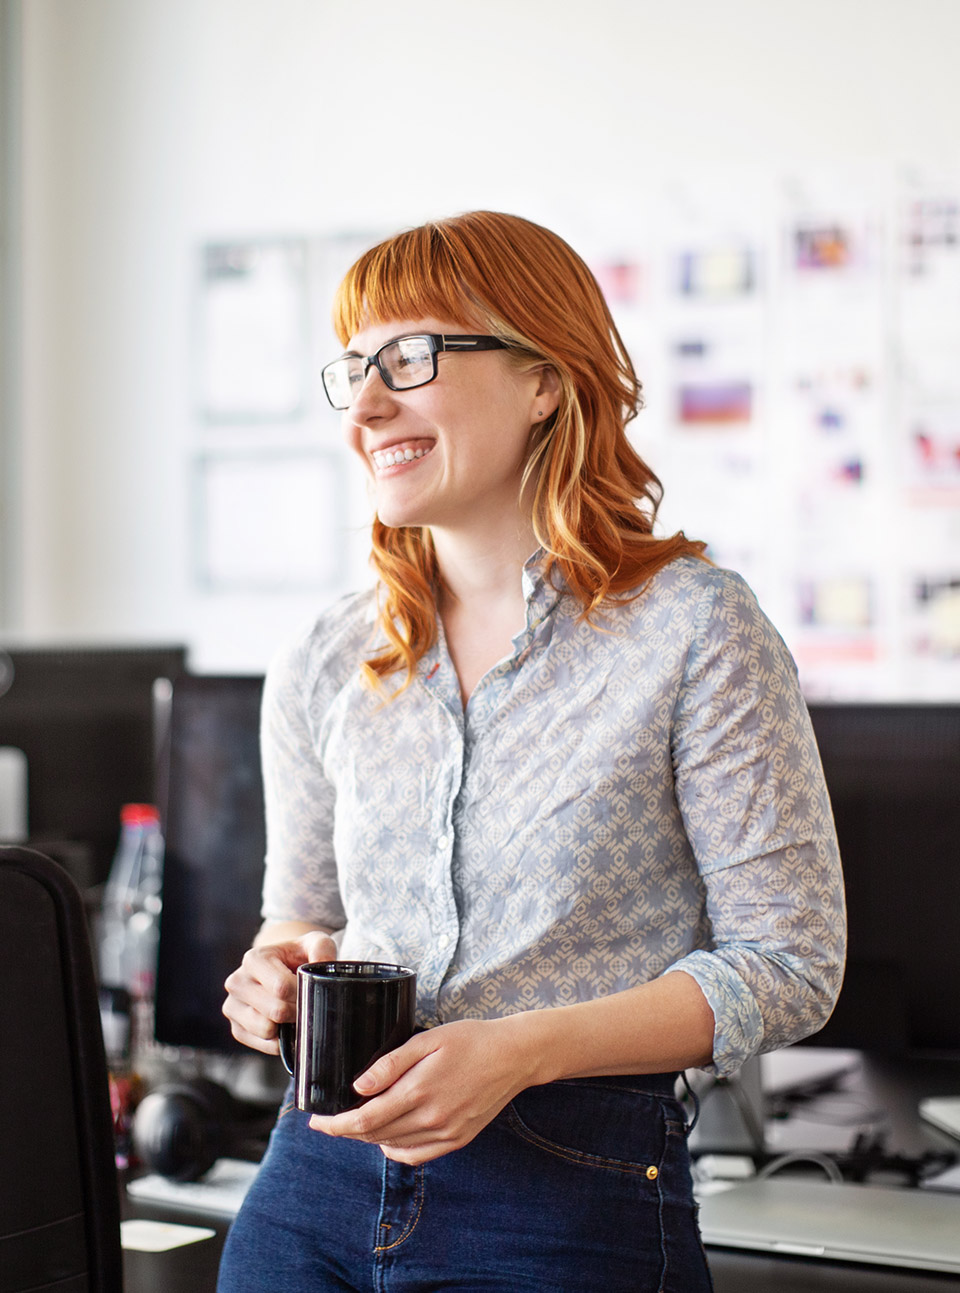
[298,959,416,980]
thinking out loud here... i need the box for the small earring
[537,410,543,416]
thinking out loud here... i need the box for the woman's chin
[375,502,428,531]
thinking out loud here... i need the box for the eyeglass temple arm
[439,336,508,350]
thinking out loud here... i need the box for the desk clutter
[684,1048,960,1276]
[127,1159,260,1220]
[687,1049,960,1180]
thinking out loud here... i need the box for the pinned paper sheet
[121,1219,216,1252]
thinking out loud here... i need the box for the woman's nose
[348,363,395,422]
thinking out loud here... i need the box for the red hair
[332,211,707,689]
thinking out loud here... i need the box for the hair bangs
[332,226,482,345]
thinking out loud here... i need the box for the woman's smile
[343,315,548,535]
[370,439,436,474]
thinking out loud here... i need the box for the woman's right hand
[222,926,337,1055]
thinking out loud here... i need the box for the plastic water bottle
[97,803,165,1166]
[98,803,164,1056]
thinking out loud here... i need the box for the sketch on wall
[190,236,358,597]
[192,449,345,592]
[197,239,311,423]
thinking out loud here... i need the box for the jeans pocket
[504,1079,683,1179]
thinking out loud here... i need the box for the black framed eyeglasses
[321,333,509,410]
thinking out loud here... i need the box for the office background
[2,10,960,1288]
[2,0,959,694]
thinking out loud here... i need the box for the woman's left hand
[307,1017,538,1164]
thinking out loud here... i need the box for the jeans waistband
[552,1072,680,1100]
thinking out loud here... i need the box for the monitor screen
[154,674,266,1052]
[0,644,188,885]
[806,703,960,1058]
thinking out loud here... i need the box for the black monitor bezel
[804,700,960,1060]
[153,673,266,1053]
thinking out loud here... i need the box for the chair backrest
[0,845,123,1292]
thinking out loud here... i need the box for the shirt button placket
[427,822,458,1017]
[421,699,462,1021]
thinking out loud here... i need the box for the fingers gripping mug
[278,961,417,1115]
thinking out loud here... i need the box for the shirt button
[437,834,450,851]
[437,933,451,949]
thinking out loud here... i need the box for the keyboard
[127,1157,260,1218]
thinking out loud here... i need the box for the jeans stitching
[373,1164,426,1252]
[656,1143,668,1293]
[505,1105,662,1177]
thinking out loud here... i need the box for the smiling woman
[336,309,558,615]
[217,211,846,1293]
[327,212,710,693]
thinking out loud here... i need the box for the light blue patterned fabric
[260,555,846,1077]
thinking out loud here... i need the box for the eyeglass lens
[323,336,437,409]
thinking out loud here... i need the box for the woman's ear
[531,365,561,421]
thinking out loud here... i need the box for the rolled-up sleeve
[663,572,847,1076]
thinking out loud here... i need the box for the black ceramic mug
[278,960,417,1116]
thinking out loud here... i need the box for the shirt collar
[413,550,565,692]
[521,548,564,631]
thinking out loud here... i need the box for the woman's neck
[431,520,538,704]
[431,518,537,612]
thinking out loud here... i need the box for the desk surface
[708,1249,960,1291]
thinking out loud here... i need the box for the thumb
[355,1032,430,1095]
[267,932,337,973]
[300,930,338,964]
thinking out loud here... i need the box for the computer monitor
[153,674,266,1053]
[806,702,960,1058]
[0,644,188,885]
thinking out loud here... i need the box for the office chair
[0,845,123,1292]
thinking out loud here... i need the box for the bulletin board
[191,181,960,699]
[584,168,960,701]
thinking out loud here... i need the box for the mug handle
[277,1021,296,1076]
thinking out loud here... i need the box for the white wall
[10,0,960,670]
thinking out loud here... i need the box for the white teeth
[373,446,427,469]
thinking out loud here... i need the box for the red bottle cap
[120,803,160,826]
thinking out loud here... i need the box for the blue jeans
[217,1074,714,1293]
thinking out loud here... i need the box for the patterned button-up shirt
[260,555,846,1077]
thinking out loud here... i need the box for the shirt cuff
[663,952,765,1078]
